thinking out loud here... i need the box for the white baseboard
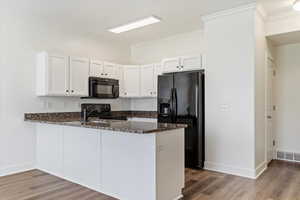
[255,161,267,179]
[204,161,268,179]
[204,161,257,179]
[0,163,35,177]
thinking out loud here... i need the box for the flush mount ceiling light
[293,0,300,11]
[109,16,161,34]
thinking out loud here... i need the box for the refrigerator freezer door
[174,71,204,168]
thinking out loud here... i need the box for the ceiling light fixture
[109,16,161,34]
[293,0,300,11]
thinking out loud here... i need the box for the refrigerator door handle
[170,88,175,120]
[195,84,199,118]
[174,88,178,120]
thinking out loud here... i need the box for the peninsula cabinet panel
[63,127,101,191]
[101,131,156,200]
[36,124,63,177]
[69,57,90,96]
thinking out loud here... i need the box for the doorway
[266,58,275,164]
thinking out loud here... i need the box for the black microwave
[88,77,119,99]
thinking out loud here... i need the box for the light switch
[220,104,230,112]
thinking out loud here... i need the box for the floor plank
[0,160,299,200]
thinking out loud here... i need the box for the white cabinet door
[69,57,89,96]
[103,62,116,79]
[36,52,69,96]
[140,65,155,97]
[153,64,163,97]
[161,57,181,73]
[36,124,64,177]
[90,60,104,77]
[181,55,202,71]
[123,65,140,97]
[63,127,101,190]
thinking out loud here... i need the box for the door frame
[265,55,276,164]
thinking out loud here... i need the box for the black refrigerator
[157,70,205,169]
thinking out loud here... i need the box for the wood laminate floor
[0,160,299,200]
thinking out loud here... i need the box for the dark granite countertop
[24,112,186,134]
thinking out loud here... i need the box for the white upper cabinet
[103,62,117,79]
[123,65,140,97]
[161,57,181,73]
[90,60,117,79]
[69,57,90,96]
[140,64,155,97]
[90,60,104,77]
[36,52,69,96]
[162,55,202,73]
[181,55,202,71]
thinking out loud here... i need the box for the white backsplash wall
[130,98,157,111]
[0,7,131,176]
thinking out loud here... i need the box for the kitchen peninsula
[25,112,186,200]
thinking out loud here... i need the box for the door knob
[267,116,272,119]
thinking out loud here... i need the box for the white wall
[203,5,256,178]
[266,15,300,37]
[254,12,267,170]
[0,8,131,176]
[274,43,300,154]
[130,30,204,111]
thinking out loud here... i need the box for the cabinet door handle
[66,90,69,93]
[71,90,74,93]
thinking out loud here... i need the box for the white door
[103,62,116,79]
[47,55,69,96]
[181,55,202,71]
[69,57,90,96]
[90,60,104,77]
[123,65,140,97]
[140,64,155,97]
[162,57,181,73]
[266,59,275,163]
[153,64,163,97]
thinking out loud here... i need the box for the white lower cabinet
[63,127,101,190]
[36,124,64,177]
[36,124,185,200]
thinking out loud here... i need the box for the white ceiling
[5,0,255,45]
